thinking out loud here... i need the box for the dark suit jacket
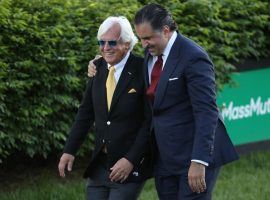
[64,53,152,182]
[145,34,238,175]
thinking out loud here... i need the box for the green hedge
[170,0,270,88]
[0,0,269,160]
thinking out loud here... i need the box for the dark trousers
[86,152,145,200]
[155,167,220,200]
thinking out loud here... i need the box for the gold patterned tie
[106,66,116,111]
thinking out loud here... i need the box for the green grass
[213,151,270,200]
[0,151,270,200]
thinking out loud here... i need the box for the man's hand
[109,158,134,183]
[87,55,101,77]
[188,161,206,193]
[58,153,75,177]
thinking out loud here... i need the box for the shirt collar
[162,31,177,59]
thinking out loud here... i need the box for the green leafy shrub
[0,0,269,160]
[162,0,270,89]
[0,0,97,159]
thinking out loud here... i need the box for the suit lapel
[144,52,154,110]
[109,54,135,112]
[96,59,110,114]
[154,34,183,108]
[144,53,150,88]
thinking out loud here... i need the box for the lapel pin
[128,72,132,75]
[132,171,139,176]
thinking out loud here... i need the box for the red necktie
[146,55,163,103]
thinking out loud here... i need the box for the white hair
[97,16,138,51]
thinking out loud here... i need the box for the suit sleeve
[185,52,218,163]
[63,78,95,156]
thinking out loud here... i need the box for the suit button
[102,139,105,143]
[107,121,111,125]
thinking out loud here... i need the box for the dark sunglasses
[97,40,118,48]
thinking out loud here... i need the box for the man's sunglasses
[97,40,118,48]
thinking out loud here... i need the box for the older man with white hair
[58,16,152,200]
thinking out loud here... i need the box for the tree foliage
[0,0,269,160]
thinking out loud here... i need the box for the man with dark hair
[133,3,238,199]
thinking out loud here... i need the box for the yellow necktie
[106,66,116,111]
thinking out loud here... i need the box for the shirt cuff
[191,159,209,166]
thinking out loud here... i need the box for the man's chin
[149,52,158,56]
[104,56,114,63]
[147,48,158,56]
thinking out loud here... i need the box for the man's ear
[163,25,170,37]
[125,42,131,50]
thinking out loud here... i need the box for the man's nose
[141,40,149,49]
[103,42,111,50]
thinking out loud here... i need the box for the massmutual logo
[221,96,270,121]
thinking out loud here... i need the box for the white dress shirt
[148,31,177,83]
[108,51,130,84]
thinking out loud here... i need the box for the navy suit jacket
[145,34,238,175]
